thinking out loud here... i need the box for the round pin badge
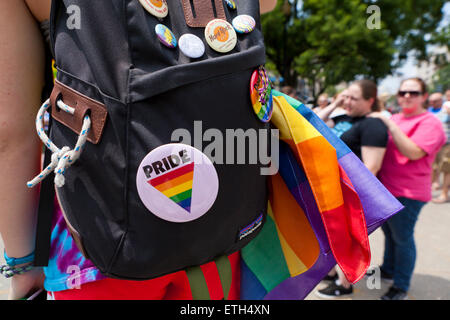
[224,0,237,10]
[155,24,177,48]
[250,67,273,123]
[232,15,256,34]
[136,144,219,223]
[179,33,205,59]
[138,0,169,18]
[204,19,237,53]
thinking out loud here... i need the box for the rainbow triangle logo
[148,162,194,213]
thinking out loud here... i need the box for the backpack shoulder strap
[33,146,55,267]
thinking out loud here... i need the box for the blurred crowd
[281,84,450,205]
[282,80,449,300]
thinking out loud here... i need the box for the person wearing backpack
[0,0,278,300]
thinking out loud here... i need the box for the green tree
[261,0,448,102]
[431,63,450,92]
[375,0,447,61]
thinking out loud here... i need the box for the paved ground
[306,189,450,300]
[1,191,449,300]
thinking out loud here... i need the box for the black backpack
[32,0,272,280]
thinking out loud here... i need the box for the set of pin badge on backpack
[142,0,256,55]
[132,0,274,225]
[139,0,274,123]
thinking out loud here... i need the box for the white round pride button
[136,144,219,223]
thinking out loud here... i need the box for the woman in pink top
[371,78,446,300]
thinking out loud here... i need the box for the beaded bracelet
[0,263,34,278]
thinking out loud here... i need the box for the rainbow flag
[148,162,195,212]
[240,92,403,300]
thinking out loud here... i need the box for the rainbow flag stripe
[240,91,403,300]
[148,162,195,212]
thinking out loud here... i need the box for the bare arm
[315,93,346,126]
[388,124,426,160]
[361,146,386,175]
[0,0,50,299]
[316,101,340,125]
[260,0,277,14]
[370,113,426,161]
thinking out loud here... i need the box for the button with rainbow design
[224,0,237,10]
[250,66,273,123]
[138,0,169,18]
[155,24,177,48]
[136,144,219,223]
[232,15,256,34]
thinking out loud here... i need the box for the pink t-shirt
[378,111,446,202]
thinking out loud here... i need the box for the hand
[8,267,44,300]
[443,102,450,115]
[368,111,388,122]
[334,91,347,107]
[369,112,396,133]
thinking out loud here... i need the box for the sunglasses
[398,91,422,97]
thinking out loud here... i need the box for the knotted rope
[27,99,91,188]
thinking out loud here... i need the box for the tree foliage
[431,63,450,92]
[261,0,448,100]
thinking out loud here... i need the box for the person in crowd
[315,79,388,299]
[429,92,447,191]
[313,93,329,111]
[431,98,450,204]
[378,92,393,117]
[428,92,444,115]
[315,90,348,129]
[445,89,450,103]
[330,91,349,117]
[316,80,387,171]
[281,85,298,99]
[370,78,446,300]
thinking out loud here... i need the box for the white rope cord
[27,98,91,188]
[56,100,76,114]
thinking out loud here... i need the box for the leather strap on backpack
[181,0,226,27]
[50,80,108,145]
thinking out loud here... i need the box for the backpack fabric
[41,0,270,280]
